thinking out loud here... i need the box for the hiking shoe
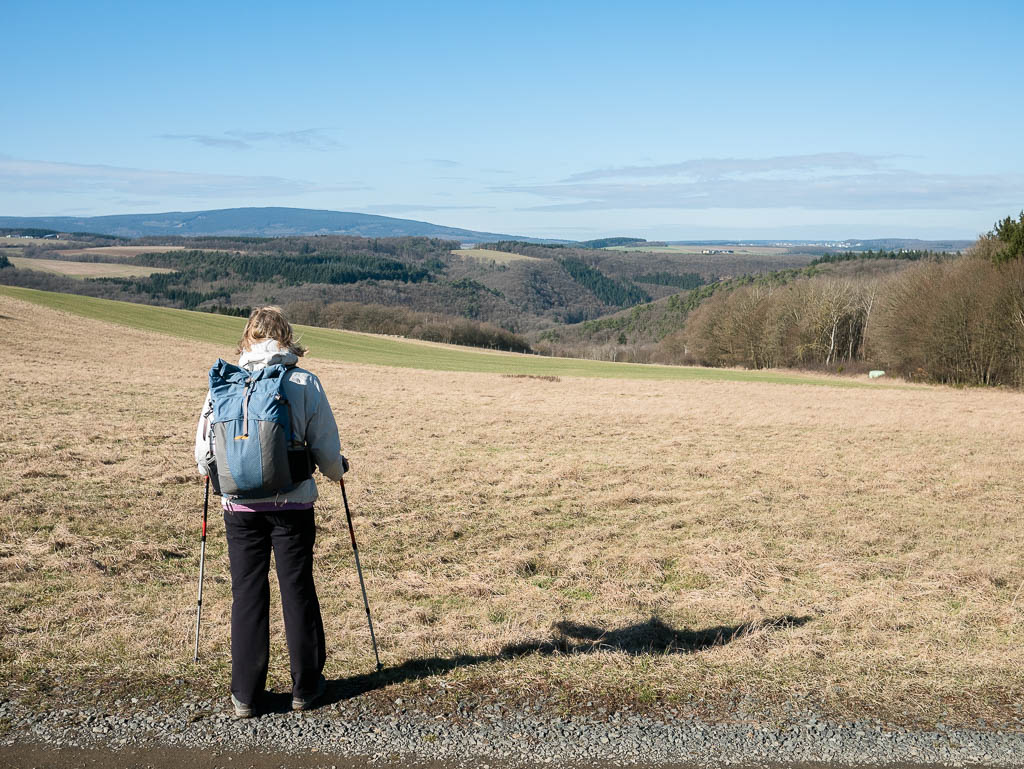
[292,675,327,711]
[231,694,253,719]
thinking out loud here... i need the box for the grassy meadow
[1,288,1023,725]
[454,248,545,264]
[8,256,175,279]
[51,245,189,257]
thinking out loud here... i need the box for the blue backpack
[206,359,312,498]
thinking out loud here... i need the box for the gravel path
[3,694,1024,768]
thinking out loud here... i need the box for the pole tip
[376,663,384,672]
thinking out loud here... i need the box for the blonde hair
[237,306,307,356]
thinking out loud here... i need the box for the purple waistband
[223,501,314,512]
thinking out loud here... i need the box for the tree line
[135,249,438,286]
[0,265,234,309]
[285,300,532,353]
[134,234,459,260]
[0,245,443,312]
[578,237,647,249]
[633,271,705,290]
[809,248,955,266]
[661,214,1024,386]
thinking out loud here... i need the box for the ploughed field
[1,289,1022,725]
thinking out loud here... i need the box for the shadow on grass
[259,614,812,713]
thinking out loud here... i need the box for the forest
[649,214,1024,387]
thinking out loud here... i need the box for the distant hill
[0,207,565,243]
[665,238,974,252]
[846,238,973,252]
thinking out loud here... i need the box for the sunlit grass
[1,290,1022,724]
[0,285,866,386]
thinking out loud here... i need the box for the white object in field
[868,370,886,379]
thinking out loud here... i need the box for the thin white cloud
[227,129,343,150]
[0,156,363,198]
[160,133,251,150]
[495,154,1024,212]
[563,153,894,182]
[160,128,342,151]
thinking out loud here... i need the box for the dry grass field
[7,256,175,279]
[0,239,44,256]
[53,246,189,257]
[454,248,545,264]
[1,292,1023,725]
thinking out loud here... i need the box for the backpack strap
[201,401,214,442]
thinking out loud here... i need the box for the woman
[194,306,348,718]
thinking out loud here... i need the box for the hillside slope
[0,207,559,242]
[0,286,855,385]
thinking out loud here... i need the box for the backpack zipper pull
[237,378,253,440]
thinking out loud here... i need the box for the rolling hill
[0,207,564,243]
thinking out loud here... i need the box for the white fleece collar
[238,339,299,371]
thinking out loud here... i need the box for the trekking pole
[340,477,384,672]
[193,476,210,662]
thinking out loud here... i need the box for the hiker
[194,306,348,718]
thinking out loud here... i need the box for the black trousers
[223,507,326,705]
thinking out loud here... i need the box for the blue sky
[3,0,1022,239]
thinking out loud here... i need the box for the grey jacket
[194,341,346,507]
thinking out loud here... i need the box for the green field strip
[0,285,865,386]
